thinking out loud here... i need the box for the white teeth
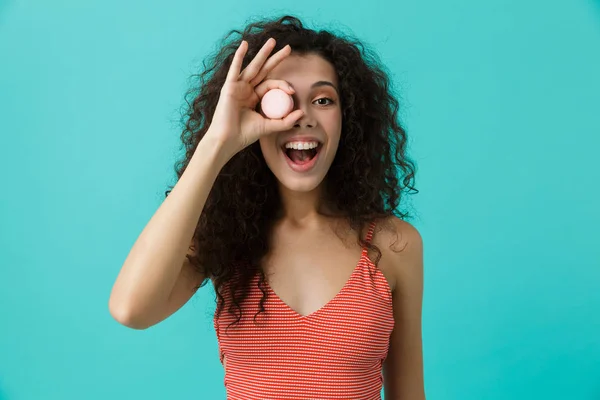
[284,141,319,150]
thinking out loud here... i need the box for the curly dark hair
[164,14,418,332]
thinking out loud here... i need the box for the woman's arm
[383,217,426,400]
[108,134,231,329]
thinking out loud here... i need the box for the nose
[293,108,317,129]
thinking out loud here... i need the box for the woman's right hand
[206,38,304,158]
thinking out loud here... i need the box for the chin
[276,174,325,193]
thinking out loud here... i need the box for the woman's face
[258,53,342,193]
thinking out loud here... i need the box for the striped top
[213,221,395,399]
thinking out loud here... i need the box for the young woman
[109,15,425,400]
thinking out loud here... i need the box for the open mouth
[281,143,323,172]
[283,145,321,164]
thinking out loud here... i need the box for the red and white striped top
[213,221,395,399]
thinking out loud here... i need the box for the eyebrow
[287,80,339,94]
[311,80,338,93]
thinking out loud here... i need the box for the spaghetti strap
[365,220,377,245]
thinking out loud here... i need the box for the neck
[275,184,321,226]
[277,180,345,225]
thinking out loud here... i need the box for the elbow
[108,296,151,330]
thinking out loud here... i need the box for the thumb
[263,110,304,134]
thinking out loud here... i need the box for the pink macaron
[260,88,294,119]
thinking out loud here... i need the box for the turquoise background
[1,0,599,399]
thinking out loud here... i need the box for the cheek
[258,137,279,164]
[327,125,342,153]
[325,115,342,145]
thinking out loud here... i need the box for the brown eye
[314,98,334,106]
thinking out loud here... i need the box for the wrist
[198,130,237,167]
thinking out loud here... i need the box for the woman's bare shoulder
[373,216,423,293]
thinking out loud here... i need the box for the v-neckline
[263,249,370,320]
